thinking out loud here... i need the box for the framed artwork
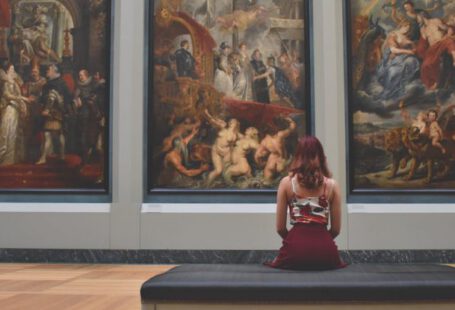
[146,0,314,202]
[344,0,455,203]
[0,0,112,201]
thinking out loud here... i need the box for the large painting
[0,0,111,197]
[147,0,313,201]
[345,0,455,200]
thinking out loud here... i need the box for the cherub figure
[427,109,446,154]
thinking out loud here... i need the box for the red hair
[289,136,331,189]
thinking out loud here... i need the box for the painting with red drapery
[147,0,314,199]
[345,0,455,200]
[0,0,11,27]
[0,0,112,198]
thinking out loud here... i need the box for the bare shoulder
[326,177,338,186]
[325,177,340,194]
[279,175,292,188]
[277,176,292,201]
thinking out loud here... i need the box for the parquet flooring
[0,263,174,310]
[0,263,453,309]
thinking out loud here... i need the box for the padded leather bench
[141,263,455,310]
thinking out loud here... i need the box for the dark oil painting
[0,0,111,193]
[148,0,312,193]
[346,0,455,193]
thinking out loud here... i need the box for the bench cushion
[141,263,455,302]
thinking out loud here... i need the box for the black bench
[141,263,455,309]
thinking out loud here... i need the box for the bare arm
[277,117,297,139]
[391,1,403,25]
[166,153,207,177]
[182,126,199,145]
[329,180,342,239]
[276,177,289,239]
[204,109,226,129]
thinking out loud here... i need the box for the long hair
[397,20,412,36]
[288,136,331,189]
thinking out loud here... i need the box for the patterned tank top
[289,177,333,226]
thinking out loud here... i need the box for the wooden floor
[0,263,174,310]
[0,263,453,309]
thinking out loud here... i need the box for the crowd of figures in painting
[350,0,455,189]
[0,0,109,189]
[151,0,309,189]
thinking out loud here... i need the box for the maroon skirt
[265,223,346,271]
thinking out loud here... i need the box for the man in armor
[36,64,71,164]
[35,89,65,164]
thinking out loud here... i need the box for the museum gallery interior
[0,0,455,309]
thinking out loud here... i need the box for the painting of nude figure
[147,0,313,196]
[346,0,455,198]
[0,0,111,195]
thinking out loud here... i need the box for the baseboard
[0,249,455,264]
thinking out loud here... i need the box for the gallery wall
[1,0,455,252]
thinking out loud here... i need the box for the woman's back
[287,175,333,225]
[265,136,346,270]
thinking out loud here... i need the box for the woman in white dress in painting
[0,62,29,166]
[232,42,252,101]
[214,42,234,97]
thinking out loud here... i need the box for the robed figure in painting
[348,0,455,192]
[0,63,29,166]
[0,0,111,191]
[251,49,270,104]
[376,21,420,101]
[174,40,196,78]
[0,63,28,166]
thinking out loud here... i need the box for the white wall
[1,0,455,251]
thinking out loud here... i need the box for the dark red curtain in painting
[0,0,11,27]
[223,98,302,130]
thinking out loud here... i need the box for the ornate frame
[144,0,315,203]
[0,0,114,202]
[343,0,455,203]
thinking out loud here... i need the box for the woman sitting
[266,136,346,270]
